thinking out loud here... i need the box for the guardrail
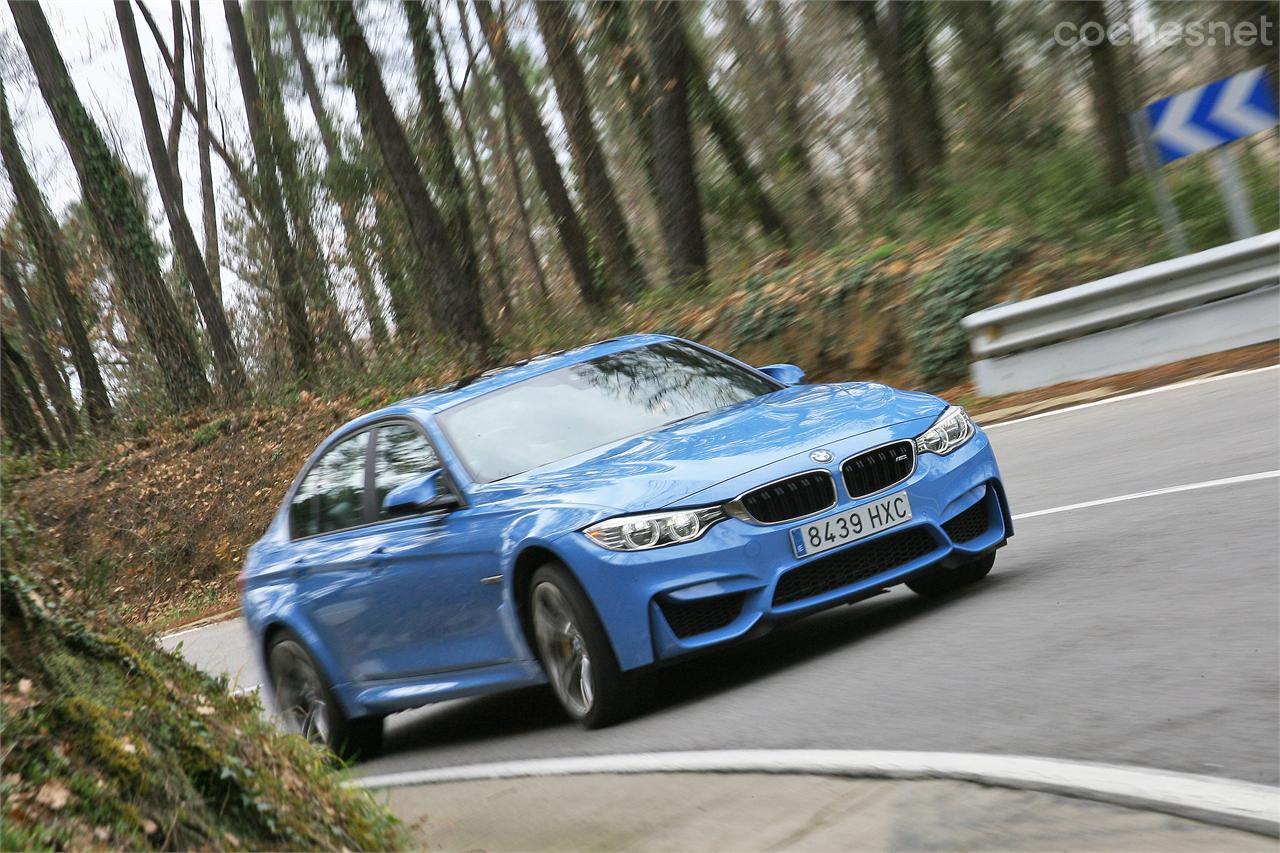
[962,231,1280,395]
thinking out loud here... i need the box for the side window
[291,432,370,538]
[374,423,441,519]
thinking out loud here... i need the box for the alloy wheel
[269,641,331,745]
[532,581,594,718]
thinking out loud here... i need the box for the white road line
[985,364,1280,430]
[159,623,215,642]
[350,749,1280,836]
[1011,471,1279,521]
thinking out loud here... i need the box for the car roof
[376,333,678,421]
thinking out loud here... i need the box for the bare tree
[427,0,514,313]
[453,0,550,301]
[643,1,707,287]
[190,0,223,300]
[535,0,647,295]
[224,0,315,377]
[248,2,356,359]
[117,0,247,396]
[1,246,75,443]
[11,1,210,409]
[165,0,186,193]
[0,80,112,429]
[475,0,605,306]
[1,338,52,454]
[685,47,793,248]
[402,0,508,314]
[282,3,388,347]
[324,1,493,356]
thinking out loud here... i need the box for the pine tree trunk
[282,2,389,348]
[535,0,647,296]
[685,49,793,248]
[165,0,185,197]
[224,0,315,378]
[950,1,1023,150]
[247,2,356,362]
[452,0,549,302]
[117,0,247,397]
[762,0,835,234]
[474,0,605,306]
[501,93,552,301]
[403,0,501,318]
[1,246,77,441]
[10,1,210,410]
[892,2,945,169]
[844,1,918,195]
[0,81,112,429]
[191,1,223,302]
[0,339,51,455]
[325,1,492,357]
[643,1,708,288]
[721,2,784,170]
[428,2,514,315]
[1072,1,1132,187]
[594,1,660,199]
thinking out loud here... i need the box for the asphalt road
[162,367,1280,785]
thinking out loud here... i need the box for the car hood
[475,383,945,513]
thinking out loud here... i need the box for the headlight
[915,405,975,455]
[584,507,726,551]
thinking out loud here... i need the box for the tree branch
[134,0,259,212]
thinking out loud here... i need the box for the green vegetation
[0,516,405,851]
[911,242,1025,386]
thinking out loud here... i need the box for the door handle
[365,546,388,571]
[289,558,309,578]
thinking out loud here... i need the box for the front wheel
[529,563,636,729]
[266,631,383,760]
[906,553,995,597]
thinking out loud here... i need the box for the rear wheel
[529,563,636,729]
[906,553,995,597]
[267,631,383,760]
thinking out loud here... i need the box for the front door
[344,422,513,681]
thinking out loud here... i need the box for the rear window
[290,432,369,538]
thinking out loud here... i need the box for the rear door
[285,429,388,682]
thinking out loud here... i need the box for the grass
[0,516,406,851]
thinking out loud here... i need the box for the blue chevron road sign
[1142,67,1279,165]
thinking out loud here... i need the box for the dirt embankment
[9,397,365,630]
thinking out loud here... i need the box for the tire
[529,562,636,729]
[266,631,384,761]
[906,552,995,598]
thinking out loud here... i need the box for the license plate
[790,491,912,558]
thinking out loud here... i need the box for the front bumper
[554,425,1011,671]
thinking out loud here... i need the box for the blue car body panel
[241,335,1011,719]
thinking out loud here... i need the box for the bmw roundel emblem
[810,449,833,463]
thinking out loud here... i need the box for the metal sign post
[1130,110,1188,256]
[1208,147,1258,240]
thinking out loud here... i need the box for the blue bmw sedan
[242,335,1011,755]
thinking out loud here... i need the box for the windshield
[436,342,780,483]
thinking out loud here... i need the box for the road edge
[350,749,1280,837]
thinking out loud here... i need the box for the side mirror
[382,471,458,518]
[758,363,806,386]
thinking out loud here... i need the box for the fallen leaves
[35,781,71,810]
